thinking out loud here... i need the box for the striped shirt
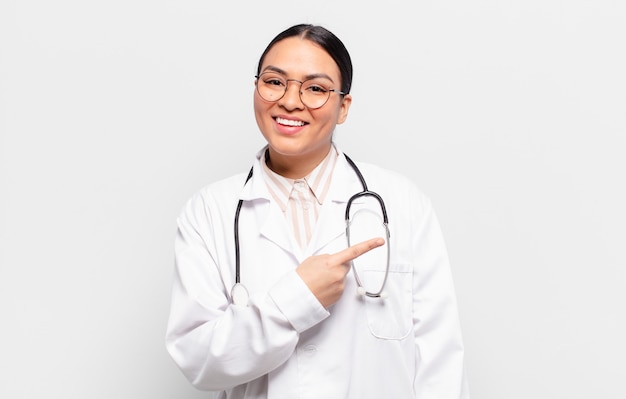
[259,146,339,251]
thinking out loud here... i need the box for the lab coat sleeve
[410,189,470,398]
[165,190,329,391]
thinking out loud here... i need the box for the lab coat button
[302,344,317,356]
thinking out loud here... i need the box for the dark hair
[256,24,353,94]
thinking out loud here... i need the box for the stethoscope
[230,154,390,306]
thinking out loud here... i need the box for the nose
[278,79,305,110]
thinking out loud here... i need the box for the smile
[275,117,306,127]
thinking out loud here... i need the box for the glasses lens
[300,80,332,109]
[257,72,287,103]
[256,72,333,109]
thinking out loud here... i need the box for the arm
[411,193,470,398]
[165,193,326,390]
[165,191,384,391]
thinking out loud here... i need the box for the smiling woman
[165,23,470,399]
[253,35,351,179]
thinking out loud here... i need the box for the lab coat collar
[326,147,365,204]
[235,147,291,255]
[238,144,361,203]
[307,148,365,255]
[237,146,272,202]
[236,144,364,259]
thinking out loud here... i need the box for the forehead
[260,37,341,80]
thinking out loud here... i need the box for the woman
[166,24,470,398]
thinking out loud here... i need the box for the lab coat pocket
[362,263,413,340]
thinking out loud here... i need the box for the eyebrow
[261,65,336,83]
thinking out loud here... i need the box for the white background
[1,1,625,398]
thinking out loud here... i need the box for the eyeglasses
[255,71,346,109]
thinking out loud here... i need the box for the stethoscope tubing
[232,153,390,304]
[234,167,254,285]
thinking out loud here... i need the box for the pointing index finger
[332,237,385,264]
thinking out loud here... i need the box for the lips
[275,117,307,127]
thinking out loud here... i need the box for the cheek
[253,95,267,122]
[253,95,275,139]
[313,106,342,126]
[253,92,262,112]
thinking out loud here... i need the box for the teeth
[276,117,305,127]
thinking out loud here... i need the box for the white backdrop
[1,1,625,398]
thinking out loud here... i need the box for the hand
[296,237,385,308]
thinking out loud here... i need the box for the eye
[303,81,330,94]
[260,73,286,87]
[265,78,285,87]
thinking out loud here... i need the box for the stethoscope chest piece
[231,283,249,306]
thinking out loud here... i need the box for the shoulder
[198,172,250,202]
[343,159,435,224]
[178,171,250,220]
[343,160,441,242]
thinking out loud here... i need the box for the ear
[336,94,352,125]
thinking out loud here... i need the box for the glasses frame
[255,72,346,110]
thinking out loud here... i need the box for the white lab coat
[166,146,470,399]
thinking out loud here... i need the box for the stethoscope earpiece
[356,286,367,296]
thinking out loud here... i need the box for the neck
[265,146,331,179]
